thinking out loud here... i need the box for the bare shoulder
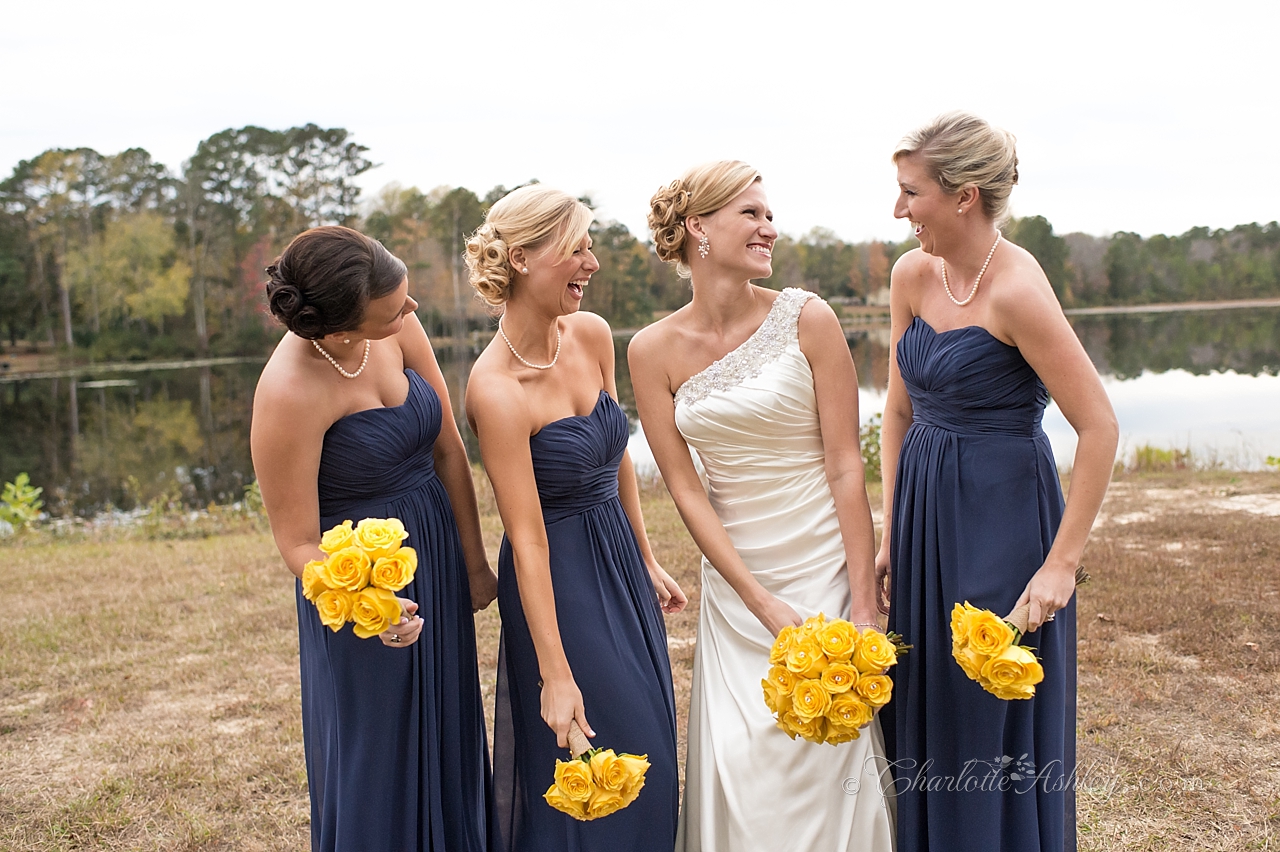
[989,240,1061,319]
[464,356,528,427]
[565,310,614,351]
[891,247,931,281]
[254,349,326,417]
[628,305,690,361]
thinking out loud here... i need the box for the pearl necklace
[941,231,1002,307]
[498,318,561,370]
[312,338,370,379]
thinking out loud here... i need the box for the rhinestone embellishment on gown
[674,288,817,408]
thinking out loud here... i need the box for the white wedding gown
[674,288,895,852]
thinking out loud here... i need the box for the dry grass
[1,470,1277,849]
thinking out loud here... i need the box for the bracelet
[854,622,880,630]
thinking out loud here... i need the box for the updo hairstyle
[265,226,407,339]
[464,185,593,307]
[893,111,1019,225]
[647,160,760,278]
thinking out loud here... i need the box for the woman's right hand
[540,674,595,750]
[874,544,892,615]
[751,594,804,638]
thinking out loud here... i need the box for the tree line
[2,125,1278,363]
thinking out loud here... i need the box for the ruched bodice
[672,288,894,852]
[898,316,1049,437]
[317,369,439,517]
[529,391,625,524]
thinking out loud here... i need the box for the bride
[629,161,894,851]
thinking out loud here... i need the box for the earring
[343,337,351,344]
[698,235,710,259]
[957,208,963,214]
[522,267,529,274]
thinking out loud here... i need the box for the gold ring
[390,633,401,643]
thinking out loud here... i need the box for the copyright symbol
[841,777,861,794]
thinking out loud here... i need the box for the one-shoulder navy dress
[492,391,679,852]
[883,318,1075,852]
[299,368,495,852]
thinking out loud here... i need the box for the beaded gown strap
[674,288,818,407]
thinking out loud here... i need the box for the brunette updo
[264,226,407,339]
[464,185,593,307]
[893,111,1020,225]
[647,160,761,278]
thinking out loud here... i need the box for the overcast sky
[4,0,1276,243]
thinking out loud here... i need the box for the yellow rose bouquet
[543,720,650,821]
[950,566,1089,700]
[762,613,910,745]
[301,518,417,639]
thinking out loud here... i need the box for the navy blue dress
[883,318,1075,852]
[492,391,679,852]
[299,368,495,852]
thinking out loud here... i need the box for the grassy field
[0,470,1277,850]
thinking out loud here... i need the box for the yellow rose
[762,665,798,714]
[553,758,594,802]
[790,678,832,722]
[586,786,627,819]
[351,586,404,639]
[980,645,1044,700]
[314,588,354,631]
[769,625,796,666]
[370,547,417,592]
[301,560,331,601]
[781,710,827,743]
[354,517,409,560]
[588,750,625,792]
[819,662,859,694]
[324,546,372,592]
[853,629,898,673]
[951,602,980,650]
[318,519,356,554]
[954,645,989,681]
[853,673,893,708]
[967,610,1017,657]
[828,692,874,730]
[784,636,828,678]
[816,618,859,661]
[543,783,588,820]
[825,723,863,745]
[614,753,649,800]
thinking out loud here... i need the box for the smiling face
[345,275,417,341]
[697,181,777,279]
[894,153,957,256]
[521,231,600,315]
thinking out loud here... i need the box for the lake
[1,304,1277,516]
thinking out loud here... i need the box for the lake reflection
[1,305,1277,515]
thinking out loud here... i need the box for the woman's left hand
[1014,560,1077,632]
[467,564,499,613]
[381,598,424,647]
[648,563,688,614]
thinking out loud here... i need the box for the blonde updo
[464,185,593,307]
[893,112,1019,225]
[648,160,761,278]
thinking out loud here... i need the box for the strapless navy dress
[298,368,495,851]
[883,318,1075,852]
[492,391,678,852]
